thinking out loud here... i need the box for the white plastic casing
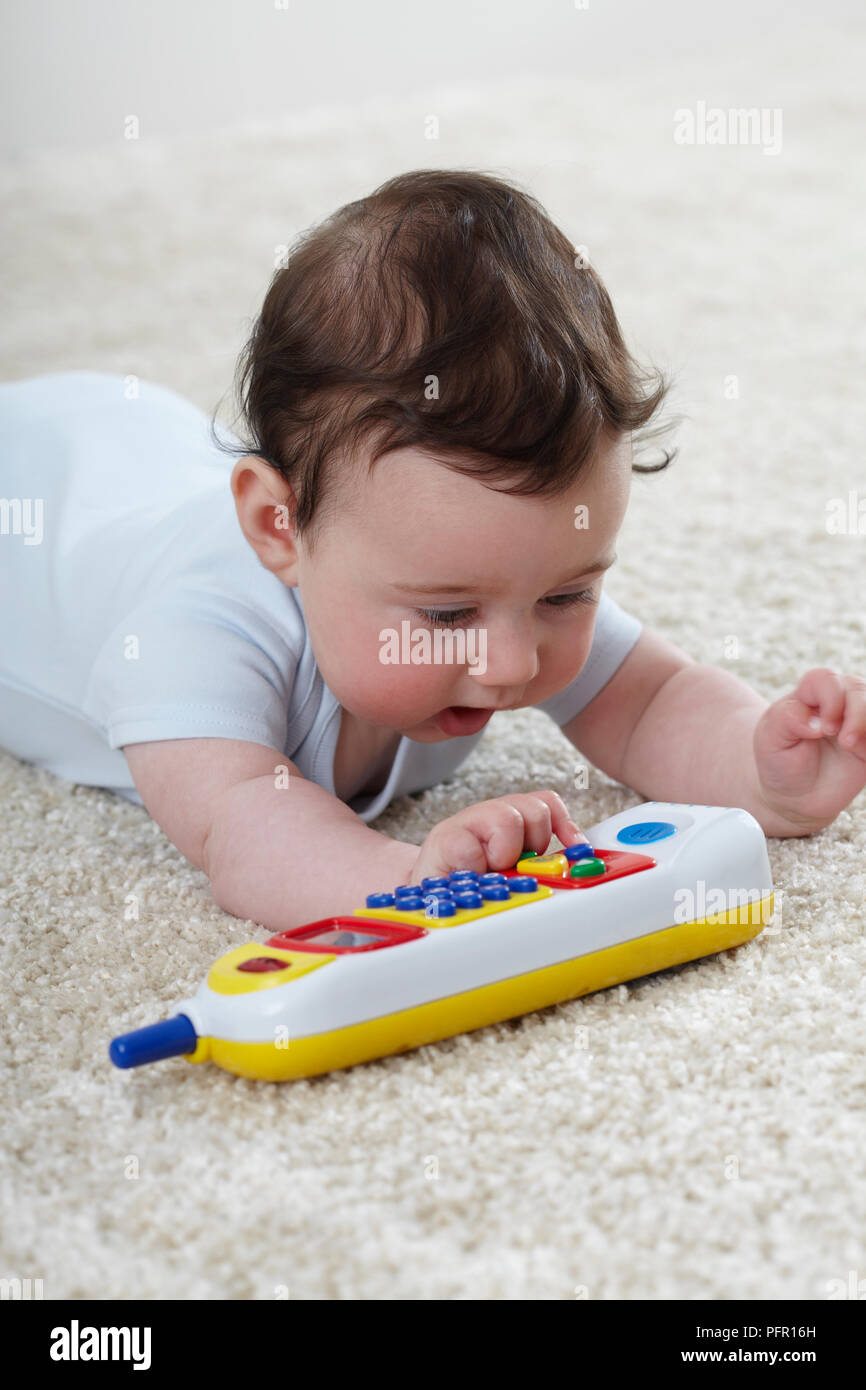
[178,802,772,1044]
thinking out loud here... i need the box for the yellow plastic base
[185,894,773,1081]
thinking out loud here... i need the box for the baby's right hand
[407,790,587,886]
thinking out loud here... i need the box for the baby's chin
[377,712,448,740]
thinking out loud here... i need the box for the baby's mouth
[434,705,497,736]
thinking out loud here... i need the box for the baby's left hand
[753,667,866,830]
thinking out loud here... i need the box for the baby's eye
[415,589,597,627]
[415,607,475,627]
[542,588,598,610]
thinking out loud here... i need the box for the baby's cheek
[369,645,455,705]
[538,632,594,696]
[333,618,452,705]
[331,612,389,666]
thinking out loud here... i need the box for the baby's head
[218,169,675,741]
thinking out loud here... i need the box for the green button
[570,858,605,878]
[521,849,538,858]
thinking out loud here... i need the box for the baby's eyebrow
[391,552,618,595]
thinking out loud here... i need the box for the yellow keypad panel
[355,878,553,929]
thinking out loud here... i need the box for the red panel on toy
[266,918,427,954]
[505,848,656,890]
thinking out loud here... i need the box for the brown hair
[211,168,679,551]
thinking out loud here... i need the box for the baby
[1,168,864,935]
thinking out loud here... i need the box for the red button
[237,956,291,973]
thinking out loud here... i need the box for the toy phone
[109,801,774,1082]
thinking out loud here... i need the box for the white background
[1,0,862,156]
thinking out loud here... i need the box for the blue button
[453,891,483,909]
[421,876,450,890]
[481,884,510,901]
[508,876,539,892]
[616,820,677,845]
[424,898,456,917]
[366,892,396,908]
[449,870,479,881]
[479,873,507,885]
[395,895,424,911]
[564,843,595,862]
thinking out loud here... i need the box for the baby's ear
[231,456,300,578]
[230,453,287,504]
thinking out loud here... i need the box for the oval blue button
[424,897,456,917]
[564,843,595,862]
[616,820,677,845]
[453,891,483,909]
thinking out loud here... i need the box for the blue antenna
[109,1015,198,1069]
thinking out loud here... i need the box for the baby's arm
[562,627,864,836]
[564,626,790,825]
[123,738,421,932]
[124,741,585,934]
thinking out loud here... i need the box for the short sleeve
[81,588,297,754]
[534,590,642,727]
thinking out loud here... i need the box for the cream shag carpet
[1,23,865,1299]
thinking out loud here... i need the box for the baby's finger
[836,675,866,751]
[766,691,842,747]
[407,822,489,884]
[482,800,536,867]
[440,796,551,871]
[791,667,846,735]
[518,789,587,853]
